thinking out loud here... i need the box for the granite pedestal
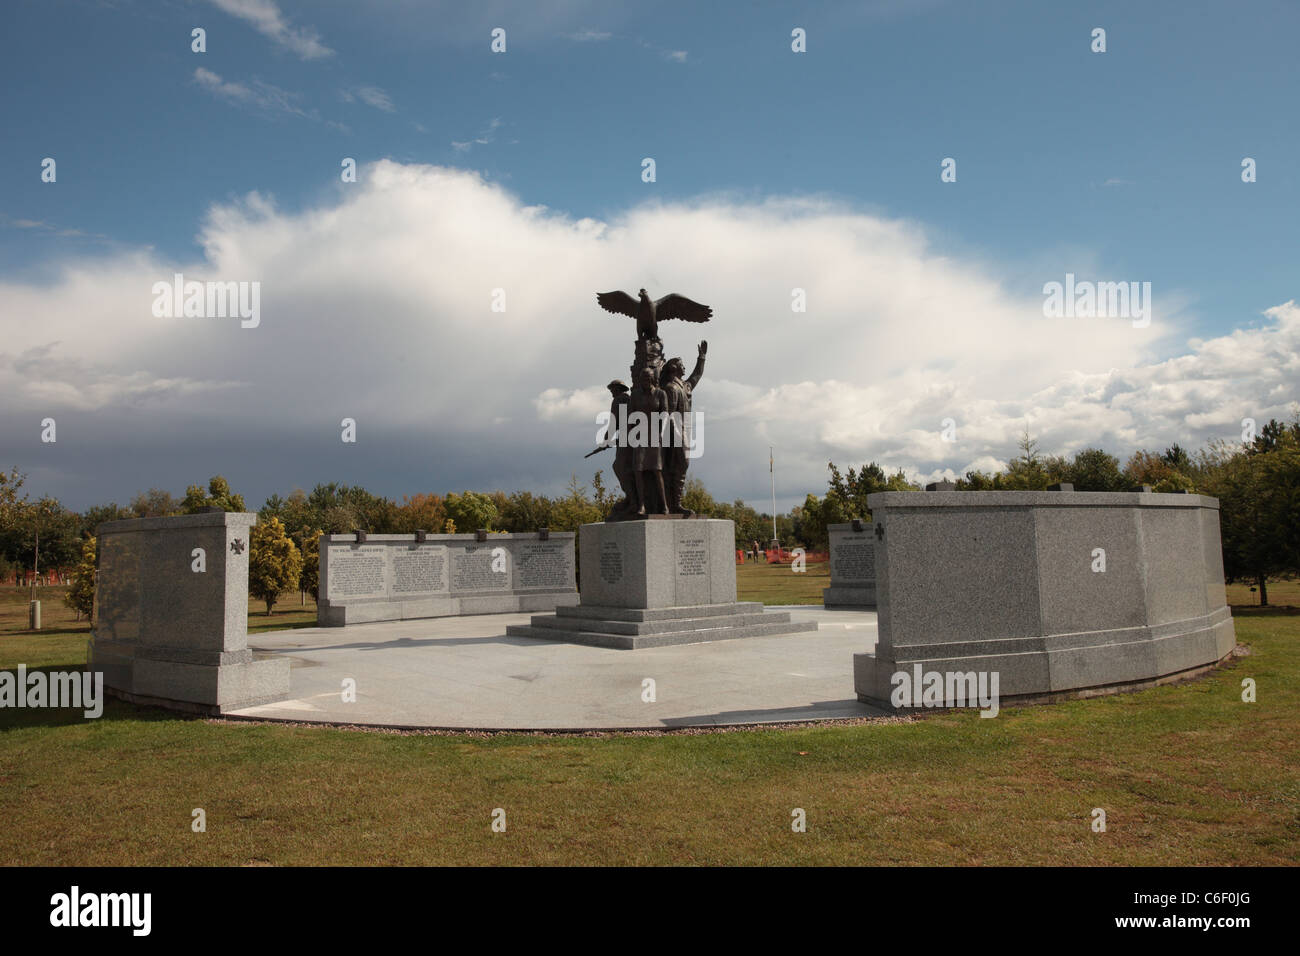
[507,518,818,649]
[90,511,290,714]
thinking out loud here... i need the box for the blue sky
[1,0,1298,511]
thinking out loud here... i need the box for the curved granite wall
[854,490,1237,709]
[318,531,577,626]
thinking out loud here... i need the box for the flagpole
[769,445,777,544]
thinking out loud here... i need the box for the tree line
[0,469,791,618]
[4,414,1296,613]
[798,418,1300,604]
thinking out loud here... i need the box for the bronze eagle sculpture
[596,288,712,340]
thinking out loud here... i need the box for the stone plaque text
[599,541,624,585]
[392,545,448,595]
[676,534,708,578]
[452,545,510,592]
[326,546,389,600]
[517,541,572,590]
[832,536,875,583]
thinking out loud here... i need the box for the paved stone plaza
[230,607,886,730]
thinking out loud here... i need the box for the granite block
[857,490,1236,709]
[91,511,292,714]
[577,520,737,610]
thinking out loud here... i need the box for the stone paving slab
[229,606,883,730]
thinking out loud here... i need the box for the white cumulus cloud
[2,161,1295,508]
[208,0,333,60]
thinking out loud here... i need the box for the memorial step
[555,601,766,623]
[527,609,779,637]
[505,615,820,650]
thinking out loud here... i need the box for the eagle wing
[654,293,712,324]
[596,291,639,318]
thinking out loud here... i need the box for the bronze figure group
[591,288,710,520]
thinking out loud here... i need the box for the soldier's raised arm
[687,340,708,389]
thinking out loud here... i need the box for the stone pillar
[822,521,877,607]
[90,511,290,714]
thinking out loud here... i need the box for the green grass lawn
[1,576,1297,865]
[736,558,831,604]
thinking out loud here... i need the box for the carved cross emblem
[230,538,245,554]
[874,523,884,542]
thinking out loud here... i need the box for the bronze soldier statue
[628,367,669,515]
[586,287,712,521]
[603,380,636,517]
[660,340,707,515]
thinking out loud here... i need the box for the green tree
[261,487,317,543]
[65,536,97,621]
[726,500,769,549]
[1163,443,1193,471]
[248,516,302,615]
[1255,435,1300,588]
[774,512,798,548]
[827,461,887,517]
[958,469,1002,490]
[9,497,81,582]
[1043,454,1071,486]
[550,476,601,531]
[392,493,446,534]
[181,475,246,513]
[1199,435,1300,605]
[444,490,499,532]
[129,488,180,517]
[81,502,130,537]
[0,467,28,580]
[1125,449,1173,488]
[1001,429,1051,490]
[591,470,614,519]
[0,466,26,528]
[299,529,322,601]
[883,469,920,492]
[499,491,554,532]
[1248,417,1300,455]
[1067,448,1127,491]
[681,477,717,516]
[824,461,915,520]
[303,482,397,533]
[799,493,848,551]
